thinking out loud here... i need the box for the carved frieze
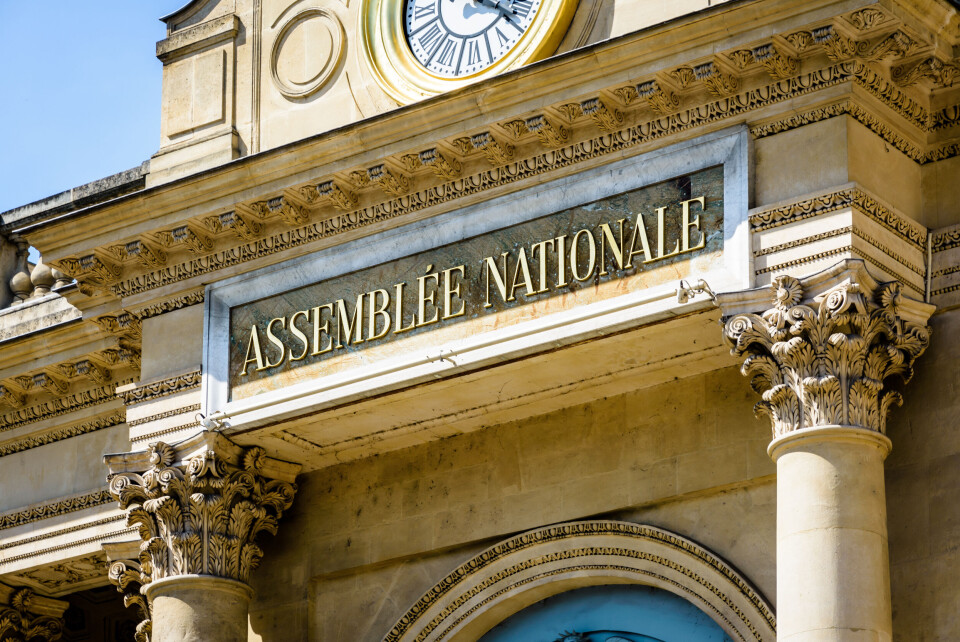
[106,433,299,584]
[118,370,201,406]
[719,261,934,438]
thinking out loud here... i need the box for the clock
[404,0,542,78]
[360,0,578,103]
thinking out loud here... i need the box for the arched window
[480,584,732,642]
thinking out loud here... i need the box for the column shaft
[771,426,892,641]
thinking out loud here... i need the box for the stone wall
[247,364,776,640]
[886,305,960,641]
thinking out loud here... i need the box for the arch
[383,521,775,642]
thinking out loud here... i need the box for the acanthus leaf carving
[892,57,960,88]
[635,81,680,114]
[108,559,152,642]
[106,435,298,586]
[0,586,67,642]
[418,148,461,179]
[720,262,933,438]
[525,115,569,148]
[811,25,866,62]
[470,132,514,165]
[317,181,359,211]
[580,97,624,131]
[266,197,309,227]
[692,60,740,96]
[367,164,410,196]
[864,30,915,62]
[751,43,799,79]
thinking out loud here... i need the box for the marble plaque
[228,166,724,400]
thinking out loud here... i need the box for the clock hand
[473,0,518,23]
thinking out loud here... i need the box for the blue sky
[0,1,185,213]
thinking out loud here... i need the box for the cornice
[748,185,927,249]
[0,489,114,531]
[0,383,126,433]
[117,370,202,405]
[18,4,960,305]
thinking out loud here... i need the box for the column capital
[105,432,300,587]
[718,259,935,439]
[0,583,68,642]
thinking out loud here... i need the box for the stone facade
[1,0,959,640]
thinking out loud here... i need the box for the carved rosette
[720,262,933,438]
[0,585,67,642]
[106,435,299,588]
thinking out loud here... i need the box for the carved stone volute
[0,583,68,642]
[718,260,934,438]
[105,432,300,587]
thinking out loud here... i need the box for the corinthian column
[718,259,934,642]
[0,584,67,642]
[105,432,300,642]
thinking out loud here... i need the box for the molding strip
[0,411,125,458]
[119,371,202,405]
[0,489,114,531]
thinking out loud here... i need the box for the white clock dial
[405,0,541,78]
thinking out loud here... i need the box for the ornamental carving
[720,261,933,438]
[106,434,299,585]
[0,585,67,642]
[108,559,152,642]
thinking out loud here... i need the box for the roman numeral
[435,36,459,67]
[492,24,511,48]
[413,2,436,21]
[466,40,482,66]
[512,0,534,19]
[418,22,446,53]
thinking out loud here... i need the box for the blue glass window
[479,584,733,642]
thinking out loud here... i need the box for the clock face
[404,0,542,78]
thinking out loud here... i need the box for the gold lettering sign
[229,167,723,398]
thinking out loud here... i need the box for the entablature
[2,2,952,318]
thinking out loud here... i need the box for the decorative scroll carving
[0,585,67,642]
[109,559,152,642]
[267,197,308,227]
[668,66,697,89]
[0,385,26,410]
[94,312,142,339]
[525,115,569,148]
[811,26,866,62]
[580,98,623,131]
[205,211,262,242]
[893,57,960,88]
[417,149,461,179]
[368,164,410,196]
[635,81,679,114]
[750,43,799,79]
[317,181,359,211]
[694,61,740,96]
[864,31,914,63]
[111,239,167,269]
[470,132,514,165]
[554,103,584,123]
[106,434,299,585]
[720,261,933,438]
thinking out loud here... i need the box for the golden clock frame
[359,0,580,104]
